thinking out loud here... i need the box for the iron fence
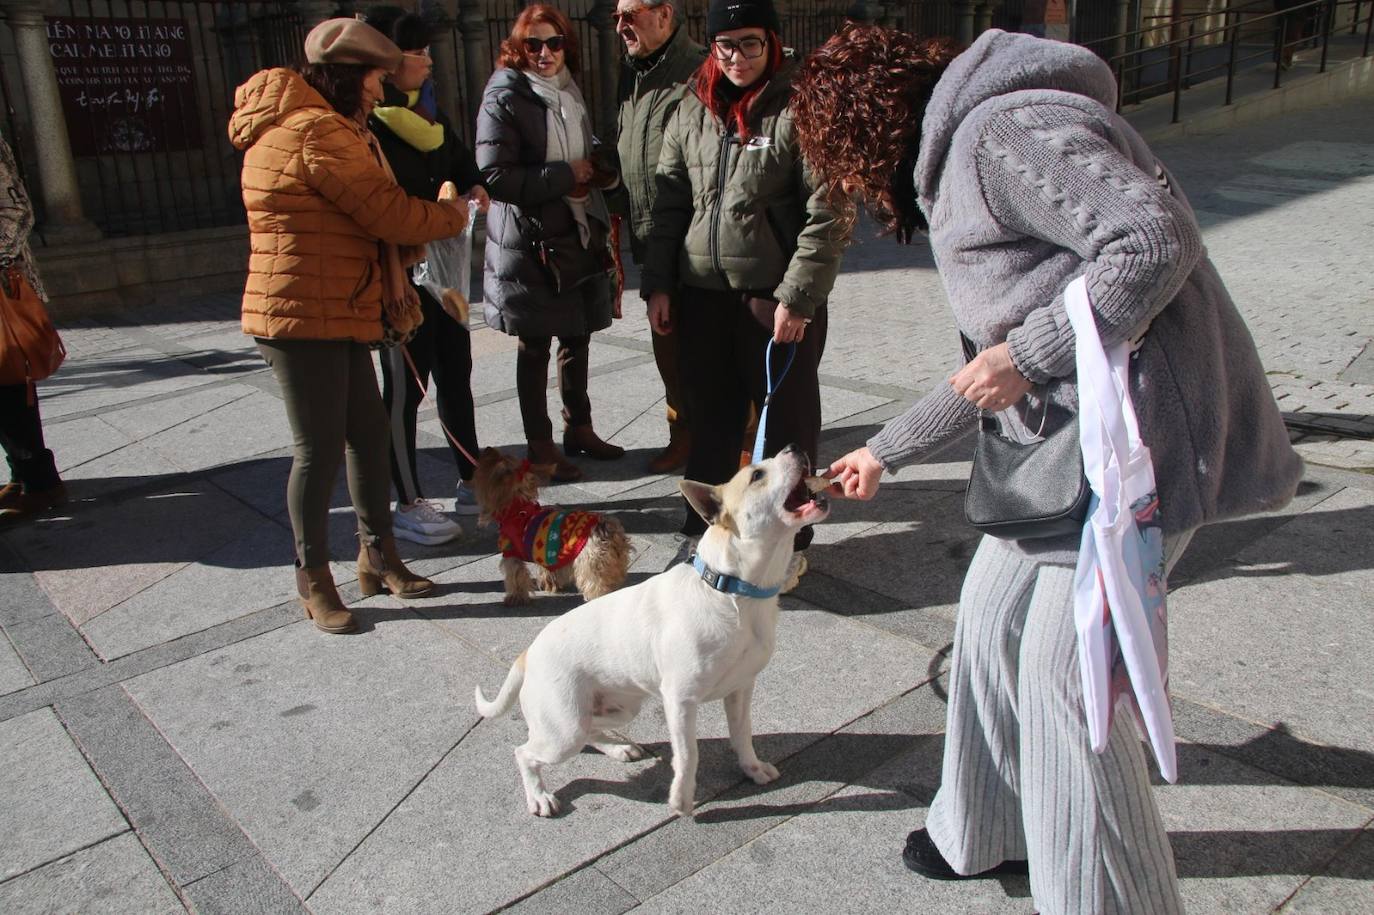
[0,0,304,237]
[1084,0,1371,120]
[4,0,1369,239]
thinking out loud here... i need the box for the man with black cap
[614,0,705,474]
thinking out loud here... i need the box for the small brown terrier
[471,448,632,606]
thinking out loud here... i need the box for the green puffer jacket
[640,57,848,318]
[616,26,706,264]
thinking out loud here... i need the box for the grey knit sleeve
[866,379,979,471]
[974,104,1204,383]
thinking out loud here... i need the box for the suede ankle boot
[647,434,690,474]
[296,563,356,634]
[562,424,625,460]
[357,535,434,598]
[527,439,583,482]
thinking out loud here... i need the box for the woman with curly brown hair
[641,0,847,556]
[477,3,623,483]
[794,24,1301,914]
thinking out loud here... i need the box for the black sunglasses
[522,35,567,54]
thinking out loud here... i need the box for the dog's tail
[474,651,526,718]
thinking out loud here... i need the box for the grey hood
[915,29,1117,206]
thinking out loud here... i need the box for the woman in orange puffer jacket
[229,18,467,635]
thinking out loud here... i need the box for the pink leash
[399,342,482,469]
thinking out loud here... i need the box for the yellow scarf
[372,90,444,152]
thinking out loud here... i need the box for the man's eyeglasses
[612,5,651,24]
[522,35,567,54]
[710,36,767,60]
[402,49,431,61]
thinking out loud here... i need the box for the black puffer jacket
[476,67,614,338]
[368,83,483,202]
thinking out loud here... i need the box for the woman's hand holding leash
[647,291,672,335]
[772,302,808,344]
[950,342,1032,411]
[824,446,884,501]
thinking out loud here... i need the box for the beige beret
[304,18,402,72]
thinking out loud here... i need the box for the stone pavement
[1,96,1372,914]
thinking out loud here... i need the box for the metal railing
[4,0,1369,239]
[1085,0,1372,123]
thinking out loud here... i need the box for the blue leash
[750,339,797,464]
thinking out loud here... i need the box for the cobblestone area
[1,90,1369,915]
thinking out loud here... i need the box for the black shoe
[901,829,1029,880]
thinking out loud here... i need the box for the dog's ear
[680,480,724,526]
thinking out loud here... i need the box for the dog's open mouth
[784,476,830,517]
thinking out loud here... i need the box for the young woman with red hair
[477,4,622,482]
[640,0,848,563]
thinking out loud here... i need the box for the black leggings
[676,287,828,547]
[257,338,393,567]
[515,334,592,443]
[0,383,60,492]
[379,285,479,502]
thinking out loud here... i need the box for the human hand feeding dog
[474,445,831,818]
[470,447,632,605]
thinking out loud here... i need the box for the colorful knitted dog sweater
[496,498,599,571]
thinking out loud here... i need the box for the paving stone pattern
[0,97,1371,913]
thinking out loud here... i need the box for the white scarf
[525,68,595,248]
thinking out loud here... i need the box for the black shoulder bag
[961,334,1091,540]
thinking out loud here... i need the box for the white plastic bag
[414,198,478,324]
[1066,276,1177,783]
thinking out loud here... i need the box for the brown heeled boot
[357,535,434,598]
[647,433,690,474]
[527,439,583,482]
[562,424,625,461]
[296,563,356,634]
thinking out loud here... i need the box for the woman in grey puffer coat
[794,26,1302,915]
[477,4,621,482]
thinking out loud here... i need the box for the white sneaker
[393,498,462,545]
[454,480,480,516]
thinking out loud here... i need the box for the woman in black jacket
[476,3,621,482]
[366,7,489,545]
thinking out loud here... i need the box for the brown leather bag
[0,266,65,388]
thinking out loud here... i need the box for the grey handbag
[960,335,1091,540]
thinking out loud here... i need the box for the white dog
[474,445,831,817]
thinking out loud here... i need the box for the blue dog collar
[690,553,781,599]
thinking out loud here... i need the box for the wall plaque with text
[47,17,203,156]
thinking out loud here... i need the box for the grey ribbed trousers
[926,532,1193,915]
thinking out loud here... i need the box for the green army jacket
[640,57,848,317]
[616,26,706,264]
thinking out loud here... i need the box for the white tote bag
[1066,276,1177,784]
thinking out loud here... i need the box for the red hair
[692,31,784,140]
[498,4,580,72]
[791,24,957,236]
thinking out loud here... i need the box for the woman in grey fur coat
[793,25,1302,914]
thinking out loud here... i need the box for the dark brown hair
[298,62,373,119]
[791,24,957,239]
[498,4,581,72]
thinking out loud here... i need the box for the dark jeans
[677,287,828,548]
[516,333,592,443]
[379,285,479,502]
[0,383,60,492]
[257,338,393,568]
[650,290,689,439]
